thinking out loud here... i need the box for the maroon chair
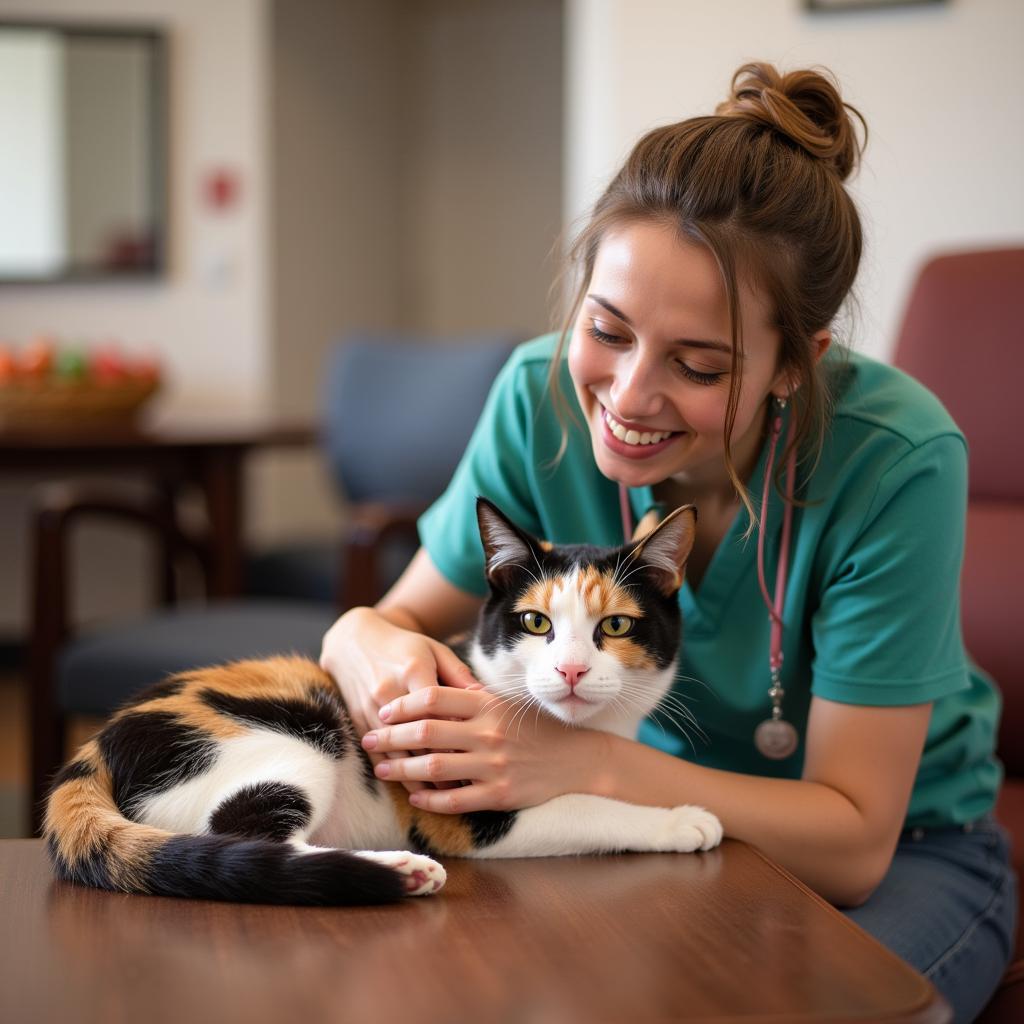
[892,247,1024,1022]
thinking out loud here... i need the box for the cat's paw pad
[663,805,723,852]
[356,850,447,896]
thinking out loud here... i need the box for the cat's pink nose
[556,663,590,690]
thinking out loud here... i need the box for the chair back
[321,332,519,505]
[893,248,1024,774]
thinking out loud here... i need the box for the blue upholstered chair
[28,332,518,831]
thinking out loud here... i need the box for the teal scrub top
[418,334,1002,828]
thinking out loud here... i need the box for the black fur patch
[49,758,95,791]
[464,809,516,848]
[209,782,312,842]
[145,835,407,905]
[99,711,219,817]
[199,687,346,758]
[135,675,189,702]
[408,823,438,858]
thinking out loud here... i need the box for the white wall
[0,0,271,411]
[565,0,1024,360]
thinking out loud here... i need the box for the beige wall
[263,0,564,536]
[566,0,1024,362]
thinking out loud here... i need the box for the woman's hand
[360,686,602,813]
[319,606,480,791]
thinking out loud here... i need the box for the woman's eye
[600,615,634,637]
[521,611,552,635]
[587,321,625,345]
[677,361,725,386]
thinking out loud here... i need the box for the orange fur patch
[385,785,475,855]
[577,566,643,619]
[515,578,556,614]
[602,636,655,669]
[44,747,166,892]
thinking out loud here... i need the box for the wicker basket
[0,378,160,426]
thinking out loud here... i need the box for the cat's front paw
[659,805,723,853]
[356,850,447,896]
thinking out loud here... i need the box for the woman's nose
[610,353,665,421]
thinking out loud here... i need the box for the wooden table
[0,410,316,597]
[0,838,950,1023]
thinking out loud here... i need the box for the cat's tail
[43,741,408,905]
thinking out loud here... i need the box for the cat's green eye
[600,615,634,637]
[521,611,552,635]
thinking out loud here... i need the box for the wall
[565,0,1024,361]
[263,0,564,536]
[0,0,271,633]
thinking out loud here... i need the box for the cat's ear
[476,497,543,590]
[625,504,697,596]
[631,506,662,543]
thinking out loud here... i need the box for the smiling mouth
[602,408,676,446]
[599,406,682,458]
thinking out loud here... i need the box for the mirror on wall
[0,21,167,283]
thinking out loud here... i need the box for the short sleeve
[418,349,545,597]
[811,434,971,705]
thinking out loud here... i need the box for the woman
[320,63,1014,1021]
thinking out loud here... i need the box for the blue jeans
[843,816,1017,1024]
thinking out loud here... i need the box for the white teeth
[603,410,673,446]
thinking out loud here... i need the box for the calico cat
[44,498,722,905]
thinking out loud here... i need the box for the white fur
[467,795,722,858]
[136,730,337,839]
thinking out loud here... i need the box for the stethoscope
[619,396,799,760]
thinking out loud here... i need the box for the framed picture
[807,0,946,10]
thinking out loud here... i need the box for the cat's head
[469,498,696,728]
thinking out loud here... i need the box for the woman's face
[568,219,790,494]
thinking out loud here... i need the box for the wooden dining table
[0,409,317,598]
[0,838,951,1023]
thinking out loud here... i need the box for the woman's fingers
[428,638,483,690]
[372,751,482,784]
[407,783,500,815]
[363,718,468,754]
[380,685,491,724]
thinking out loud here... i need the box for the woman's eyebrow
[587,294,733,354]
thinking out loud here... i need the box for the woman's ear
[771,329,831,401]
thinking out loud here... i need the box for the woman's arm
[365,690,932,908]
[374,548,483,638]
[588,697,932,907]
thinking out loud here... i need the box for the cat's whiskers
[613,682,710,749]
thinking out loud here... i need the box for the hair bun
[716,62,866,181]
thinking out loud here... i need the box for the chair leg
[28,684,65,837]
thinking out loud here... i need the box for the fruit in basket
[0,339,163,424]
[55,349,89,381]
[91,345,127,384]
[20,338,56,378]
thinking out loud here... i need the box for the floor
[0,670,100,838]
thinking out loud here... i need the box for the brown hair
[550,62,867,532]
